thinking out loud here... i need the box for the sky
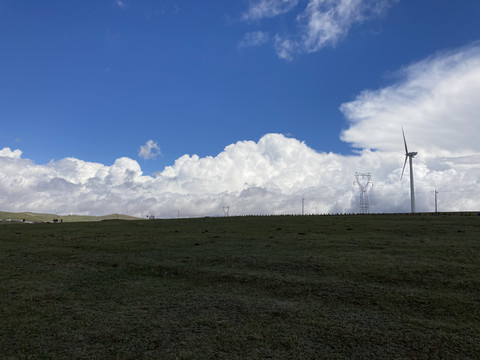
[1,0,480,217]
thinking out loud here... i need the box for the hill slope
[0,211,140,222]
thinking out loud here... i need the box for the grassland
[1,214,479,359]
[0,211,140,223]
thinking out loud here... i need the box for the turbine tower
[354,172,372,214]
[401,127,418,213]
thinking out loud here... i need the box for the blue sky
[1,0,480,216]
[1,0,478,173]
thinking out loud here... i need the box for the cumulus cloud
[242,0,395,59]
[1,44,480,217]
[0,136,366,217]
[238,31,270,48]
[0,133,478,218]
[0,147,22,159]
[139,140,161,160]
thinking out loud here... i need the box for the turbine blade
[402,127,409,154]
[401,155,408,179]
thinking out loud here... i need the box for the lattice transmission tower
[354,172,372,214]
[222,206,230,217]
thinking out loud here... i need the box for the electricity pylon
[354,172,372,214]
[222,206,230,217]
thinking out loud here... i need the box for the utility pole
[435,190,438,213]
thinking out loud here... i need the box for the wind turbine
[401,127,418,213]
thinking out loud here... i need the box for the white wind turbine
[401,127,418,213]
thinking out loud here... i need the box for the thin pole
[435,190,438,213]
[302,198,305,215]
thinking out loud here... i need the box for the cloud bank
[2,44,480,217]
[242,0,395,59]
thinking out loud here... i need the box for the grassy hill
[0,214,479,358]
[0,211,140,223]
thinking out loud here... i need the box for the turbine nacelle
[401,152,417,179]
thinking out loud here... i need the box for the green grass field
[0,211,140,223]
[1,215,479,359]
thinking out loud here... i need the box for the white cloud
[340,43,480,157]
[2,45,480,217]
[299,0,378,52]
[242,0,395,59]
[0,147,22,159]
[274,35,297,61]
[238,31,270,48]
[139,140,161,160]
[242,0,299,21]
[0,134,479,218]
